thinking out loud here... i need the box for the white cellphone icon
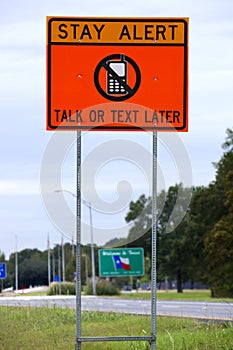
[107,60,127,94]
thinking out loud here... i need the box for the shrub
[47,282,76,295]
[84,280,120,296]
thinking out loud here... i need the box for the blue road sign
[54,275,60,282]
[0,263,7,279]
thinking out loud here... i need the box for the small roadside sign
[47,17,189,131]
[0,263,7,279]
[99,248,144,277]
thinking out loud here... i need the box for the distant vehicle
[122,285,132,292]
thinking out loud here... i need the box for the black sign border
[47,17,188,131]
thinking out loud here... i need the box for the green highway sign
[99,248,144,277]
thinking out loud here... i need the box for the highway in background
[0,295,232,321]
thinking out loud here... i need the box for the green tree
[124,185,195,292]
[20,250,47,287]
[125,194,152,267]
[204,128,233,297]
[205,219,233,297]
[104,237,127,248]
[157,184,194,292]
[64,243,76,282]
[0,250,5,261]
[5,248,48,289]
[187,186,215,284]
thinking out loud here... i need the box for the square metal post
[76,131,82,350]
[151,131,157,349]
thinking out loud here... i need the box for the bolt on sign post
[46,17,189,350]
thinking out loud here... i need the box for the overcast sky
[1,0,233,259]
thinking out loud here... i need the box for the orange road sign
[46,17,189,131]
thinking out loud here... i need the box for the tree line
[126,129,233,297]
[0,128,232,297]
[105,128,233,297]
[0,243,96,291]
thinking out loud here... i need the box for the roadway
[0,295,232,321]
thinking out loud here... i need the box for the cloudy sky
[1,0,232,259]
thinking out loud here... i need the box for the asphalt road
[0,295,232,321]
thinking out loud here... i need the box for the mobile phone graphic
[107,59,127,95]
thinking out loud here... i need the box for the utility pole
[61,234,65,282]
[52,247,55,282]
[58,245,61,294]
[47,233,51,286]
[15,235,18,291]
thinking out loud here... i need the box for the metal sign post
[76,131,82,350]
[46,16,188,350]
[151,131,158,349]
[75,132,157,349]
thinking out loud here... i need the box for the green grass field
[0,306,232,349]
[121,289,233,302]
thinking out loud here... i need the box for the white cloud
[0,180,39,196]
[0,0,233,258]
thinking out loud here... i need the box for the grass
[0,306,232,349]
[120,289,233,302]
[14,291,48,297]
